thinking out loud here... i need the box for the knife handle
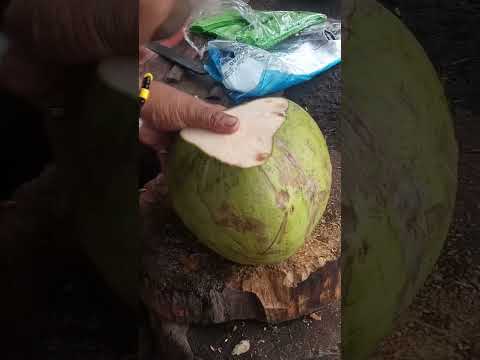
[139,73,154,109]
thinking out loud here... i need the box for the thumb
[141,81,239,134]
[184,103,240,134]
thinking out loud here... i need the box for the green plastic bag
[190,10,327,49]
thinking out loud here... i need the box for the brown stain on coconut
[275,140,305,188]
[274,138,328,237]
[276,190,290,210]
[213,202,267,238]
[256,153,270,162]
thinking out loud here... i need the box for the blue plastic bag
[204,19,341,103]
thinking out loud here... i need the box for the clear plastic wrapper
[204,19,341,103]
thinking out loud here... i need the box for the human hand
[138,2,239,167]
[139,81,239,170]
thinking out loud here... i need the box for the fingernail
[219,115,239,128]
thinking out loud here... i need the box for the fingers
[139,82,238,168]
[139,120,172,151]
[139,121,171,170]
[141,81,239,134]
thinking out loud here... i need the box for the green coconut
[342,1,458,359]
[167,98,332,265]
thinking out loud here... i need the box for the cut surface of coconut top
[180,98,289,168]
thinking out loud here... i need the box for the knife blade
[146,43,207,75]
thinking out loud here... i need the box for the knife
[146,43,207,75]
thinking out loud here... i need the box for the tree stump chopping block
[140,151,341,326]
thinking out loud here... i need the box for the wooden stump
[140,151,341,326]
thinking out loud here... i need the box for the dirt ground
[4,1,478,359]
